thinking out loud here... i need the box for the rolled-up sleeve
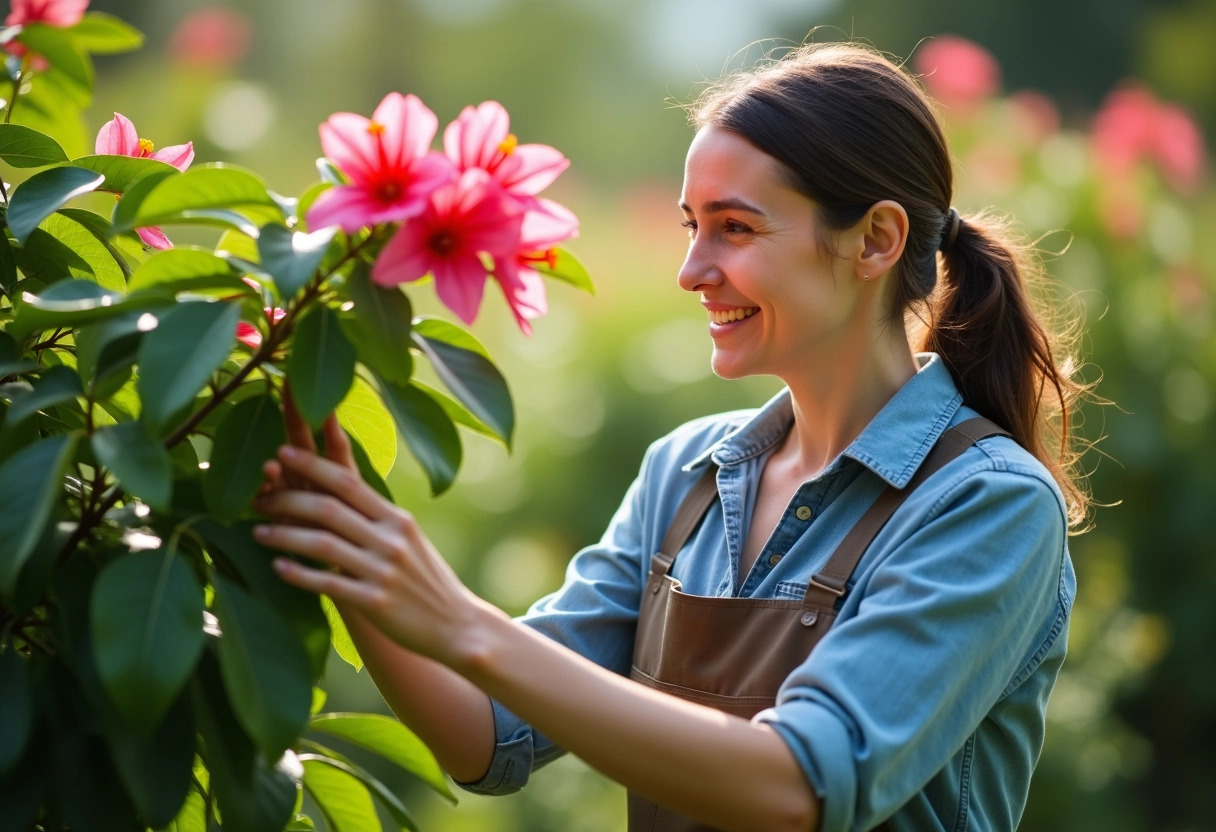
[458,444,656,795]
[756,461,1069,832]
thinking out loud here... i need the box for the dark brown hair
[693,42,1094,528]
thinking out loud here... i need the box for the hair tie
[940,207,961,252]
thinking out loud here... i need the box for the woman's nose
[677,239,722,293]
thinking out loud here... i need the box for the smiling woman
[257,40,1093,832]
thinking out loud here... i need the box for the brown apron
[626,417,1006,832]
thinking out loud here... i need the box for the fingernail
[253,524,270,540]
[273,557,293,572]
[280,445,298,460]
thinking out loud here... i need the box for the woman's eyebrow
[678,197,766,216]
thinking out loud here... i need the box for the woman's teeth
[709,307,758,325]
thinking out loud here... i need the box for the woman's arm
[255,424,820,832]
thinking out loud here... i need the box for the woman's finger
[281,382,317,453]
[273,556,386,609]
[322,414,356,470]
[276,445,394,521]
[255,489,389,552]
[255,521,389,581]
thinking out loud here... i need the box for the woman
[255,42,1087,832]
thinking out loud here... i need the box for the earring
[862,272,870,282]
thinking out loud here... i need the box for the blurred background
[68,0,1216,829]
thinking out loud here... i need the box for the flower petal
[497,259,547,335]
[372,222,438,287]
[521,198,579,248]
[374,92,439,172]
[444,101,510,171]
[235,322,262,349]
[306,185,391,233]
[137,226,174,250]
[320,112,379,186]
[151,142,195,171]
[96,113,140,157]
[431,252,489,325]
[496,143,569,195]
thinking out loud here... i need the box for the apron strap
[649,464,720,584]
[801,416,1009,608]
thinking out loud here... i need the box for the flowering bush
[0,3,590,830]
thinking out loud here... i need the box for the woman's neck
[777,324,918,480]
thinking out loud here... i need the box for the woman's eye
[723,219,750,234]
[681,219,697,236]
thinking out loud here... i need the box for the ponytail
[922,211,1093,529]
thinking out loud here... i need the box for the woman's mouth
[708,307,759,325]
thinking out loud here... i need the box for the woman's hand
[253,408,489,667]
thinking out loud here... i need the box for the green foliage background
[69,0,1216,830]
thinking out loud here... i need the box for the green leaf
[375,376,461,496]
[257,222,337,299]
[0,432,79,595]
[90,548,205,732]
[106,689,195,827]
[0,726,47,832]
[286,817,318,832]
[308,712,455,802]
[9,278,167,340]
[57,207,137,280]
[215,228,261,264]
[69,154,180,193]
[301,756,382,832]
[16,23,94,97]
[123,164,277,230]
[195,519,330,678]
[336,375,396,477]
[288,305,356,429]
[127,246,249,296]
[21,211,126,290]
[112,167,178,231]
[410,316,491,358]
[68,11,144,54]
[91,421,172,510]
[530,246,595,294]
[300,750,419,832]
[0,650,33,775]
[320,596,362,672]
[75,310,146,389]
[204,394,285,521]
[412,330,514,447]
[191,651,298,832]
[341,263,414,385]
[412,379,500,444]
[315,157,347,185]
[137,300,241,430]
[212,576,314,761]
[0,333,36,378]
[0,123,69,167]
[2,363,81,427]
[6,165,105,243]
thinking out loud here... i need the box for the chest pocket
[774,580,807,601]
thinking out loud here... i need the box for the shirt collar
[682,353,964,489]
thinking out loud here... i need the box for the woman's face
[678,126,866,382]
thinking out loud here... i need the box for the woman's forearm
[448,598,821,832]
[334,599,497,784]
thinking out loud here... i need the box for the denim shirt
[462,354,1076,832]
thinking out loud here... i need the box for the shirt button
[768,553,782,567]
[795,505,813,521]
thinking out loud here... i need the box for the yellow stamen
[137,137,155,155]
[497,133,518,156]
[367,121,386,136]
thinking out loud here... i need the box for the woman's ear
[856,200,909,281]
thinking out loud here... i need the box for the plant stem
[4,56,29,126]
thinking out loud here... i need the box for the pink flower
[505,200,580,334]
[5,0,89,28]
[95,113,195,250]
[236,308,287,349]
[372,169,524,327]
[443,101,569,208]
[168,6,253,69]
[916,36,1001,113]
[306,92,456,233]
[1092,85,1206,194]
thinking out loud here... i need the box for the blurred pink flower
[168,6,253,69]
[95,113,195,250]
[506,200,580,334]
[916,36,1001,113]
[1009,90,1060,144]
[5,0,89,27]
[444,101,570,208]
[236,308,287,349]
[306,92,456,233]
[1092,85,1206,194]
[372,168,524,327]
